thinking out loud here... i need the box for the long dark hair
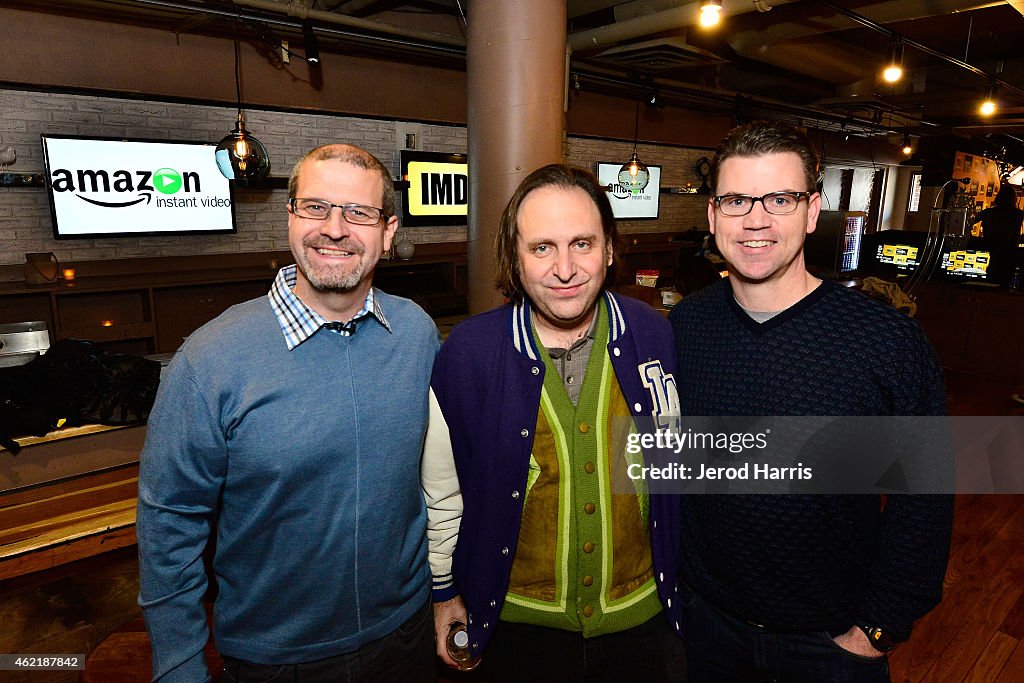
[494,164,618,302]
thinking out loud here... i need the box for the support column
[466,0,567,314]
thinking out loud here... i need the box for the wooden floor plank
[909,535,1024,682]
[891,502,1024,683]
[964,632,1018,683]
[1001,589,1024,640]
[944,495,1021,592]
[997,638,1024,682]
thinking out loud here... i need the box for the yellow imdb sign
[407,161,468,217]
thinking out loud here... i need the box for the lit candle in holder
[100,320,115,327]
[62,268,76,281]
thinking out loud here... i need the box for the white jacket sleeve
[421,387,462,597]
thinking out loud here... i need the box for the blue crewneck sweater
[138,290,439,682]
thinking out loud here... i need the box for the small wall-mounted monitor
[877,243,922,270]
[41,134,236,239]
[596,162,661,219]
[400,150,468,227]
[859,230,929,276]
[938,248,992,281]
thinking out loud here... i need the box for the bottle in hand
[446,622,481,671]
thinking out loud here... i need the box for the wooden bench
[0,425,144,581]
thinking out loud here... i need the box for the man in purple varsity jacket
[420,165,685,682]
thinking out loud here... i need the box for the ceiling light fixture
[215,19,271,184]
[883,37,904,83]
[979,82,997,117]
[699,0,722,28]
[303,22,320,65]
[901,134,913,156]
[618,99,650,192]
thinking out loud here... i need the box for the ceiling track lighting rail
[571,69,939,139]
[812,0,1024,100]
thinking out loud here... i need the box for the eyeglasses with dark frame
[713,191,814,217]
[289,198,388,225]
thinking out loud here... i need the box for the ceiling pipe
[329,0,388,14]
[567,0,797,52]
[134,0,466,48]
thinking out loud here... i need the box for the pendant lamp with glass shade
[216,27,270,185]
[618,99,650,193]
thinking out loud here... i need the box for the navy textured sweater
[668,278,953,640]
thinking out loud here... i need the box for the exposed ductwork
[568,0,1001,90]
[225,0,465,46]
[567,0,796,52]
[593,34,726,72]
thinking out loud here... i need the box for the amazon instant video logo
[49,167,231,209]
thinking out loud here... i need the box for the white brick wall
[0,88,713,266]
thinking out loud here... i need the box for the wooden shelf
[58,322,156,343]
[0,246,469,353]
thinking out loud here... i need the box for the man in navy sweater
[669,121,953,682]
[137,144,440,682]
[426,165,685,682]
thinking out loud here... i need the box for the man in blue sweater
[669,121,953,682]
[137,144,440,682]
[426,165,685,682]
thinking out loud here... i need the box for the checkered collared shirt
[268,264,391,350]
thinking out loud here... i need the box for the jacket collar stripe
[512,299,540,361]
[604,291,626,342]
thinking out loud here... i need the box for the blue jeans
[221,598,436,683]
[678,583,890,683]
[482,614,686,683]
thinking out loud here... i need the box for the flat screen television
[938,248,992,281]
[400,150,468,228]
[596,162,661,219]
[876,242,922,270]
[41,134,236,239]
[859,230,928,276]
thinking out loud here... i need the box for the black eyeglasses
[289,198,387,225]
[713,192,813,217]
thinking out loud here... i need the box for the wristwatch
[857,624,898,652]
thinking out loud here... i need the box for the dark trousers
[678,583,890,683]
[221,599,436,683]
[482,614,686,683]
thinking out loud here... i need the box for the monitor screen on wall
[596,162,661,219]
[41,134,236,239]
[859,230,928,276]
[400,150,468,227]
[938,248,992,281]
